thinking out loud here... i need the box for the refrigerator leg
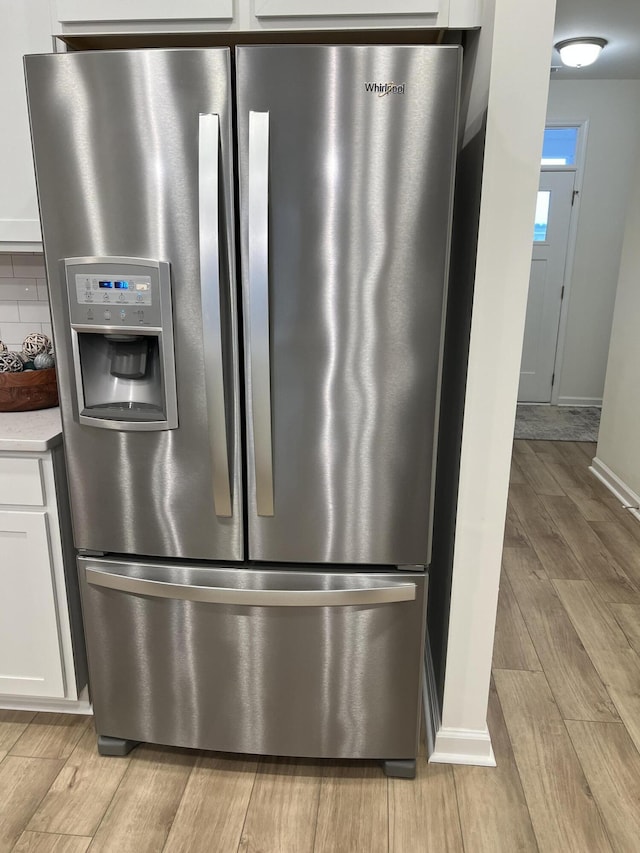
[381,759,416,779]
[97,735,140,757]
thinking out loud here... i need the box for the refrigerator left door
[25,49,244,561]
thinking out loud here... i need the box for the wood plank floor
[2,439,640,852]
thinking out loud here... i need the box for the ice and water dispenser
[64,257,178,430]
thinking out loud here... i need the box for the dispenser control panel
[65,259,166,329]
[75,274,153,306]
[63,257,177,431]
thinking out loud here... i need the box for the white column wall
[431,0,557,765]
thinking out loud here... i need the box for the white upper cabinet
[53,0,481,32]
[56,0,233,24]
[253,0,439,18]
[0,0,52,249]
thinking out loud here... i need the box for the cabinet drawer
[0,457,44,506]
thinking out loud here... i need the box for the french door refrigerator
[25,44,461,777]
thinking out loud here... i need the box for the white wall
[431,0,557,765]
[546,80,640,406]
[595,144,640,500]
[0,253,51,351]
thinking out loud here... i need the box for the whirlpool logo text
[364,82,406,96]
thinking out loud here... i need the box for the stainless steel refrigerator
[25,44,461,777]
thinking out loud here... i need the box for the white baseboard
[557,396,602,408]
[0,685,92,715]
[424,633,496,766]
[591,457,640,521]
[430,726,496,766]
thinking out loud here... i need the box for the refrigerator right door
[237,46,461,566]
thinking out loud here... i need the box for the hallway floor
[1,438,639,852]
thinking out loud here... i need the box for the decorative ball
[0,341,6,353]
[0,351,25,373]
[23,360,36,371]
[22,332,52,358]
[34,352,55,370]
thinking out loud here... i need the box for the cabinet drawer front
[0,457,44,506]
[255,0,439,17]
[79,558,426,759]
[0,511,65,698]
[56,0,233,22]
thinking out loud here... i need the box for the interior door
[25,49,244,561]
[237,45,461,565]
[519,170,575,402]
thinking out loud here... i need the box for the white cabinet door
[54,0,482,34]
[0,511,65,698]
[0,0,52,247]
[0,457,44,507]
[56,0,233,22]
[254,0,439,17]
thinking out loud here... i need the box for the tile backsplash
[0,253,52,353]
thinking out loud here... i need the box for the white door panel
[519,170,575,402]
[520,258,547,375]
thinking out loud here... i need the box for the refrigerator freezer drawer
[78,558,427,760]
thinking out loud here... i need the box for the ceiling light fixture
[555,37,608,68]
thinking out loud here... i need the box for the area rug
[514,405,601,442]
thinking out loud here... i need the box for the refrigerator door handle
[248,111,275,516]
[85,566,416,606]
[199,113,232,517]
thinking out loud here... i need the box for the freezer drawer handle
[199,112,233,517]
[85,567,416,606]
[248,111,275,517]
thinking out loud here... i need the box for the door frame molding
[538,118,588,405]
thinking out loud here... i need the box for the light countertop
[0,407,63,451]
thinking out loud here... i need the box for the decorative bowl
[0,368,59,412]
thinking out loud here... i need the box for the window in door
[533,190,551,242]
[541,126,579,166]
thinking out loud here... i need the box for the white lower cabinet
[0,510,65,698]
[0,445,87,708]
